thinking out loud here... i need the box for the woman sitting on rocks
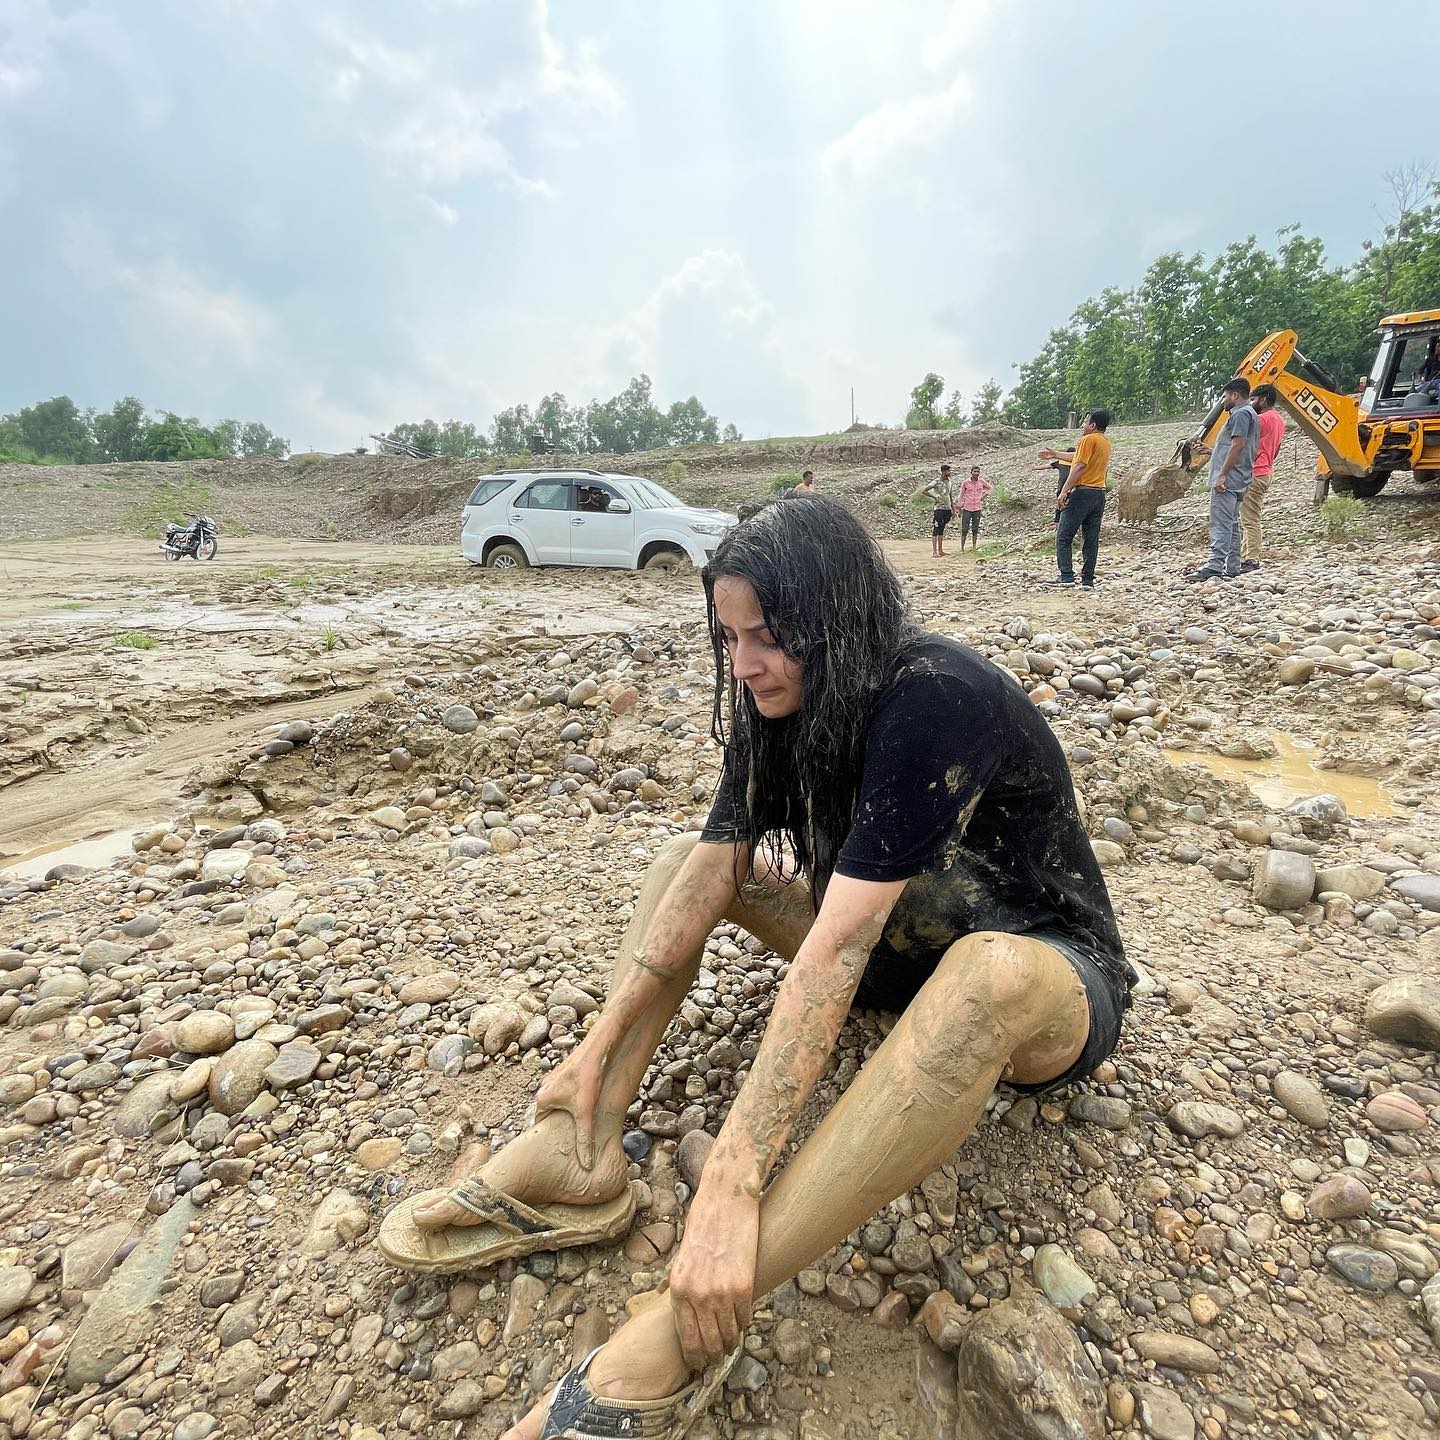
[379,496,1135,1440]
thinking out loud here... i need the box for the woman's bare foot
[498,1299,692,1440]
[413,1110,629,1231]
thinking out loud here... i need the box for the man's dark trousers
[1056,486,1105,584]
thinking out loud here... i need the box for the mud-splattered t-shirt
[704,633,1129,984]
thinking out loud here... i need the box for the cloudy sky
[2,1,1434,451]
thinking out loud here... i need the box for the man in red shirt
[1242,384,1285,574]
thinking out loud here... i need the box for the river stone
[1271,1070,1329,1129]
[66,1197,195,1388]
[1033,1246,1097,1309]
[301,1189,369,1255]
[1308,1174,1372,1221]
[1251,851,1316,911]
[398,972,462,1005]
[954,1288,1104,1440]
[111,1072,178,1138]
[1278,658,1314,686]
[371,806,408,832]
[1166,1101,1244,1140]
[208,1039,279,1116]
[175,1010,235,1055]
[1130,1332,1219,1374]
[1091,840,1126,868]
[78,939,137,974]
[265,1041,322,1091]
[1068,1094,1132,1130]
[201,849,252,882]
[1366,1091,1428,1131]
[1392,873,1440,912]
[1133,1382,1195,1440]
[0,1265,33,1321]
[1313,864,1384,901]
[442,704,479,734]
[1364,976,1440,1050]
[1326,1244,1399,1291]
[1285,793,1347,836]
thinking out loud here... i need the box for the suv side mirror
[607,497,632,514]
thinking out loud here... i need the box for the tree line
[908,167,1440,431]
[0,395,289,465]
[385,374,740,459]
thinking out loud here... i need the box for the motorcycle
[160,515,219,561]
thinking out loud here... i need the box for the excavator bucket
[1115,439,1198,524]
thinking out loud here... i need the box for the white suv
[460,469,736,573]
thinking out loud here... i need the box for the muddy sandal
[540,1345,739,1439]
[377,1177,635,1274]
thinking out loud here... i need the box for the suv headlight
[689,521,727,536]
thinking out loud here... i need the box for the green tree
[532,393,587,452]
[586,375,668,453]
[7,395,96,462]
[489,405,534,456]
[721,422,741,443]
[210,419,240,457]
[388,420,442,456]
[1002,327,1078,428]
[968,378,1004,425]
[905,372,945,429]
[662,396,720,446]
[92,396,150,462]
[141,413,223,461]
[239,421,289,458]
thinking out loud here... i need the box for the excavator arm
[1175,330,1367,478]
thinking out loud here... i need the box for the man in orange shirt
[1045,408,1112,588]
[1241,384,1284,573]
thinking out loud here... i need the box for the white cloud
[56,213,273,375]
[819,72,973,188]
[423,195,460,225]
[923,0,998,72]
[317,0,622,197]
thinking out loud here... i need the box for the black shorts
[851,928,1131,1095]
[932,508,952,537]
[960,510,981,538]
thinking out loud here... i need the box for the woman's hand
[533,1041,609,1170]
[668,1177,760,1369]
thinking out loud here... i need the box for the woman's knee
[934,930,1050,1011]
[649,831,701,882]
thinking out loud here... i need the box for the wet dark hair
[1086,408,1111,432]
[702,497,916,904]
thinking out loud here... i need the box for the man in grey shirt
[1187,377,1258,582]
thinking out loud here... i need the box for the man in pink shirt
[1242,384,1285,573]
[957,465,992,554]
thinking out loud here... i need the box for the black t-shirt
[702,634,1129,986]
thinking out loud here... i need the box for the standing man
[924,463,955,557]
[1240,383,1285,573]
[1187,378,1258,583]
[1048,408,1111,588]
[957,464,991,554]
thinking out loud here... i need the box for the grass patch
[127,478,212,536]
[991,484,1031,510]
[878,492,899,509]
[769,471,802,494]
[975,540,1008,559]
[1317,494,1367,540]
[56,601,87,611]
[323,626,338,652]
[666,459,687,484]
[291,454,323,475]
[249,563,282,580]
[289,565,349,591]
[112,632,157,650]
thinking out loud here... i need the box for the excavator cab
[1362,314,1440,418]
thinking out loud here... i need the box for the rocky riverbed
[2,520,1440,1439]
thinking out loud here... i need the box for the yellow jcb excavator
[1118,309,1440,521]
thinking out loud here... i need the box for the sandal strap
[449,1177,551,1235]
[540,1347,739,1439]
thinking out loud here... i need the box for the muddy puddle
[1165,733,1397,817]
[0,828,140,882]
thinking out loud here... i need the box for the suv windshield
[628,478,686,510]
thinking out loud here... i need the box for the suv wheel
[642,549,691,576]
[486,543,530,571]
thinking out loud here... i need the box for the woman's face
[714,575,804,719]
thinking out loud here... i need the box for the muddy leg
[420,835,814,1226]
[513,931,1089,1421]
